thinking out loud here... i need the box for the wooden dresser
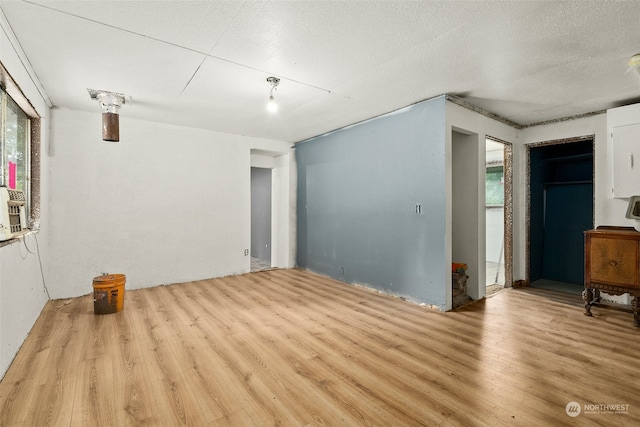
[583,226,640,326]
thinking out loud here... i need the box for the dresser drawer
[589,236,638,287]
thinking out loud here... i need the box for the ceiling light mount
[88,88,127,142]
[266,77,280,113]
[267,76,280,87]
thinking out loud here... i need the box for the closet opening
[527,137,594,294]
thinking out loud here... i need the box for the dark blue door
[542,182,593,284]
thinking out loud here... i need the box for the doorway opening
[251,167,272,272]
[485,137,513,296]
[527,137,594,294]
[452,130,480,306]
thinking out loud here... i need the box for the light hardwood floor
[1,268,639,426]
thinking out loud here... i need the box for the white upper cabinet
[612,123,640,198]
[608,104,640,198]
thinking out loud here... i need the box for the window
[0,61,40,230]
[485,165,504,206]
[1,89,30,194]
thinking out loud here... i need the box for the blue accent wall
[296,97,447,308]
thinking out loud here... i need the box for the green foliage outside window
[486,166,504,206]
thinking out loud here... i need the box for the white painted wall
[452,130,481,300]
[486,208,504,263]
[272,152,296,268]
[0,13,51,378]
[0,238,50,377]
[47,108,293,299]
[485,144,504,164]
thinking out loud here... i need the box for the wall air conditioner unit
[0,187,27,241]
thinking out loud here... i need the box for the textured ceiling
[1,0,640,143]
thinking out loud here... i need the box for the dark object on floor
[452,272,470,309]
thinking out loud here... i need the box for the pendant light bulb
[267,95,278,113]
[266,76,280,114]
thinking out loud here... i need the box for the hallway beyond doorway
[486,261,505,296]
[486,261,505,286]
[251,257,271,272]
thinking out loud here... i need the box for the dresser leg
[632,296,640,327]
[582,288,593,317]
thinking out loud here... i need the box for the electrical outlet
[244,249,249,256]
[415,203,422,214]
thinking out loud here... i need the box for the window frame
[0,61,41,231]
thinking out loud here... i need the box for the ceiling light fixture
[88,88,127,142]
[266,77,280,113]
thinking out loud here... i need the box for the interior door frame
[525,135,595,286]
[486,136,513,288]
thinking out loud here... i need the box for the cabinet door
[613,123,640,198]
[589,236,638,287]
